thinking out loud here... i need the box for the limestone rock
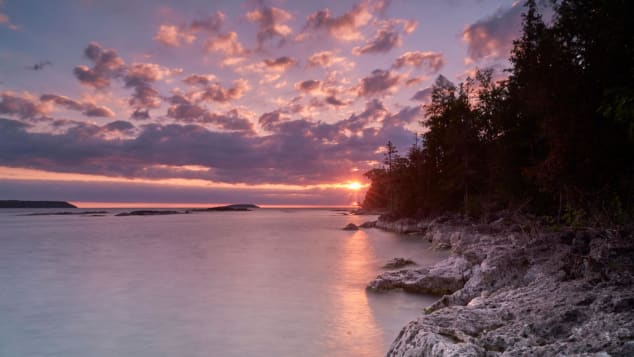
[383,257,417,269]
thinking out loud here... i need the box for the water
[0,208,448,357]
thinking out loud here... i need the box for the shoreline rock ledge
[369,218,634,356]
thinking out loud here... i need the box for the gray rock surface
[383,258,417,269]
[370,218,634,356]
[369,256,470,295]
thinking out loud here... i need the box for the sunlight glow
[0,166,368,192]
[345,181,364,191]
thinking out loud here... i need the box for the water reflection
[0,209,449,357]
[329,230,384,356]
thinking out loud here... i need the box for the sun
[345,181,363,191]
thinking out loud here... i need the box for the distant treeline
[0,200,77,208]
[363,0,633,224]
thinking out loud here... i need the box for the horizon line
[70,201,360,209]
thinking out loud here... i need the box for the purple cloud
[40,94,114,118]
[73,42,125,89]
[462,3,523,62]
[353,27,401,55]
[392,51,446,74]
[357,69,403,97]
[0,92,47,119]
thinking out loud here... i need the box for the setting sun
[345,181,363,191]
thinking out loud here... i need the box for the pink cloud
[40,94,114,118]
[203,32,248,56]
[245,5,293,48]
[154,25,196,47]
[392,51,446,74]
[300,1,373,41]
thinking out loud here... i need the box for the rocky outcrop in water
[360,220,377,228]
[343,223,359,231]
[193,204,259,212]
[383,258,417,269]
[115,210,185,216]
[370,217,634,356]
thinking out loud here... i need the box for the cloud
[462,3,523,62]
[131,109,150,120]
[122,63,182,115]
[203,32,247,56]
[27,60,52,71]
[154,25,196,47]
[383,104,423,126]
[263,56,297,71]
[198,79,249,103]
[411,87,432,103]
[103,120,135,133]
[190,11,226,33]
[154,11,226,47]
[201,109,255,133]
[405,76,427,87]
[167,91,254,134]
[167,95,207,121]
[356,69,403,97]
[307,51,353,69]
[245,5,293,48]
[352,18,418,55]
[40,94,115,117]
[236,57,296,84]
[0,92,48,119]
[353,27,401,55]
[295,80,322,94]
[124,63,181,87]
[258,110,288,131]
[181,76,249,103]
[73,42,125,89]
[392,51,445,73]
[183,74,216,86]
[0,93,419,185]
[324,95,347,107]
[0,10,18,30]
[300,1,373,41]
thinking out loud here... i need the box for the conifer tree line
[362,0,633,224]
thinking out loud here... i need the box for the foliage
[363,0,634,223]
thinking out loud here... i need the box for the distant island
[0,200,77,208]
[115,204,260,217]
[193,204,260,212]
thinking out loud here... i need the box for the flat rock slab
[368,256,471,295]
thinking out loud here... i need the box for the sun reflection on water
[327,229,384,355]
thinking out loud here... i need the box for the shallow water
[0,208,448,357]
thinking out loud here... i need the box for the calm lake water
[0,208,448,357]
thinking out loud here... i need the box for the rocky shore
[367,216,634,356]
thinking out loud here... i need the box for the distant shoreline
[0,200,77,209]
[66,201,360,209]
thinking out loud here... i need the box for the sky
[0,0,527,206]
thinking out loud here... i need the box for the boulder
[368,256,471,295]
[360,220,376,228]
[382,257,416,269]
[342,223,359,231]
